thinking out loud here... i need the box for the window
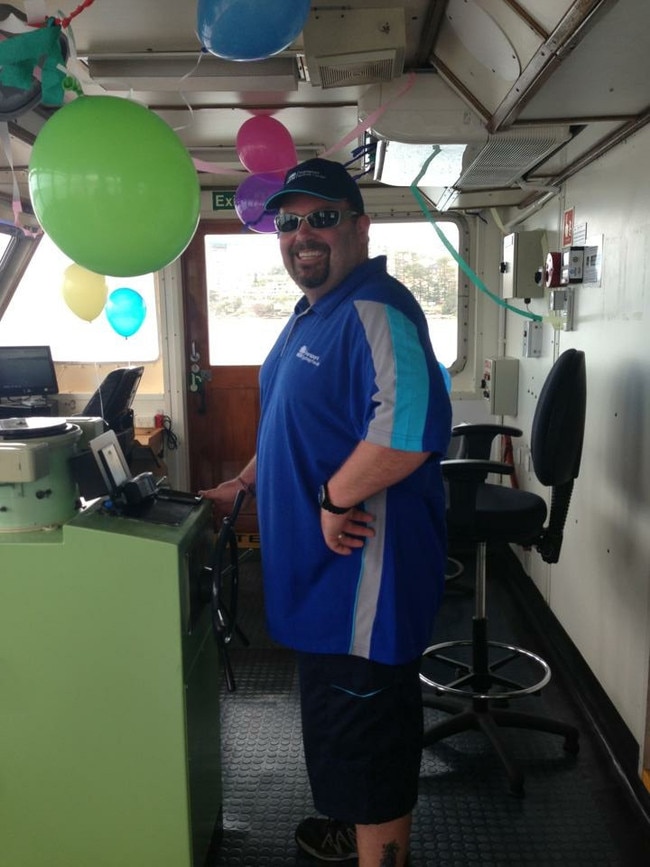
[369,221,458,368]
[0,234,159,363]
[204,219,460,367]
[0,228,15,266]
[204,233,295,366]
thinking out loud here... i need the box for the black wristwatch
[318,483,350,515]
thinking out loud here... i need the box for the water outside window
[204,220,459,367]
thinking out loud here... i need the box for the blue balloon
[197,0,311,61]
[438,361,452,393]
[105,287,146,338]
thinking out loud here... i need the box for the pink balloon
[236,116,297,174]
[234,173,284,233]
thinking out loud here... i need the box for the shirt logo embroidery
[296,345,320,366]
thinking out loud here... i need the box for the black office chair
[79,366,144,434]
[420,348,587,795]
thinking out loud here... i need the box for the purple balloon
[234,172,283,233]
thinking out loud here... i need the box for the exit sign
[212,191,235,211]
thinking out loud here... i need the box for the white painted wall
[497,123,650,768]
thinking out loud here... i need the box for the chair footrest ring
[420,639,551,701]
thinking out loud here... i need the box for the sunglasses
[274,209,359,234]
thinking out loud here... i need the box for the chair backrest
[530,349,586,562]
[80,366,144,433]
[531,349,586,486]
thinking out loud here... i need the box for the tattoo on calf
[380,840,400,867]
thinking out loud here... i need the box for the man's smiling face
[277,193,370,303]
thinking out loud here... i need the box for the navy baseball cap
[264,158,365,214]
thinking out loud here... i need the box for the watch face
[318,483,348,514]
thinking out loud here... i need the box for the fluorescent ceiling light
[190,146,322,170]
[88,55,299,92]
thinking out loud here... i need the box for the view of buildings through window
[0,219,460,369]
[205,220,459,367]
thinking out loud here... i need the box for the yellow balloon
[61,263,108,322]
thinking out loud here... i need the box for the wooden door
[181,221,260,534]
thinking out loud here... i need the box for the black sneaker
[295,817,358,862]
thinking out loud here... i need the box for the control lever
[121,471,158,505]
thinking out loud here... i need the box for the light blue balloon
[197,0,312,61]
[438,361,452,393]
[105,287,146,338]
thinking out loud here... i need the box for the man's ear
[357,213,371,243]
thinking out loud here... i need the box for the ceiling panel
[0,0,647,217]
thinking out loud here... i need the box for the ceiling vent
[456,126,572,189]
[361,76,571,204]
[303,8,405,89]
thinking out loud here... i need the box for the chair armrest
[442,459,514,531]
[442,458,514,481]
[452,423,523,437]
[451,423,523,460]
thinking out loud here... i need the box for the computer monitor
[0,345,59,399]
[81,366,144,433]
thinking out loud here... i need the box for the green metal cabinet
[0,499,222,867]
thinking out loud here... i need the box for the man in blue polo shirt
[202,158,451,866]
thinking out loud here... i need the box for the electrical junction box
[501,231,546,299]
[522,321,543,358]
[482,357,519,416]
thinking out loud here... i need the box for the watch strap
[319,482,350,515]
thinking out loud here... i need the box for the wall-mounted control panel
[522,320,543,357]
[500,230,546,299]
[482,357,519,416]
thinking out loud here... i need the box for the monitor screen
[0,345,59,399]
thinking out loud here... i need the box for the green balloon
[28,95,200,277]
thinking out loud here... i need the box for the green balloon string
[409,148,543,323]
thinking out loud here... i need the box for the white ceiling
[1,0,648,217]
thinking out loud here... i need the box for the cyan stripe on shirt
[385,306,430,448]
[355,300,430,450]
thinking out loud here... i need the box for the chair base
[420,630,580,795]
[420,637,551,700]
[421,692,580,796]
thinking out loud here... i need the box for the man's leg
[356,814,411,867]
[296,653,421,864]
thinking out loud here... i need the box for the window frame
[201,213,469,375]
[0,231,160,364]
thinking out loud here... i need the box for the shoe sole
[295,838,358,862]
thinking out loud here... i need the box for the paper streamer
[409,150,543,323]
[319,72,417,159]
[193,72,418,176]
